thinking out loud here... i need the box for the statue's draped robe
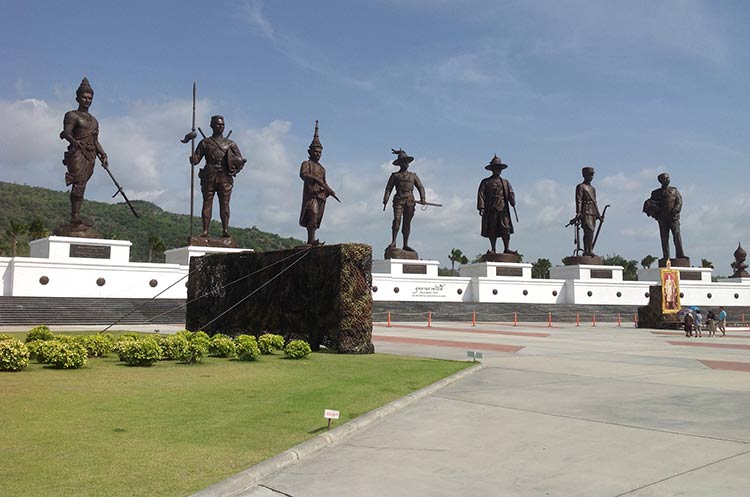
[63,111,99,189]
[477,176,514,238]
[299,160,327,228]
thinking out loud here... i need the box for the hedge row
[1,328,309,371]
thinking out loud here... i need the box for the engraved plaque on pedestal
[69,244,111,259]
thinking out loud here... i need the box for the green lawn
[1,351,470,497]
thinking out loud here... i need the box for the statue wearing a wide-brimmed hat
[477,155,519,261]
[383,148,427,259]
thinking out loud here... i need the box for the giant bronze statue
[477,155,519,262]
[564,167,608,265]
[57,77,138,237]
[299,121,339,245]
[189,115,246,243]
[643,172,689,267]
[382,149,440,259]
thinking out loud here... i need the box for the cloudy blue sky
[2,0,749,273]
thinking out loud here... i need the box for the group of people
[684,306,727,337]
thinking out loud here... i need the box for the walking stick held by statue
[101,163,140,218]
[179,82,198,238]
[592,204,610,251]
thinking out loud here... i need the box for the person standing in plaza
[684,311,694,337]
[694,309,702,337]
[718,306,727,336]
[706,309,716,337]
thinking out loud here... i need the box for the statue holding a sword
[477,155,519,262]
[383,148,441,259]
[56,77,139,237]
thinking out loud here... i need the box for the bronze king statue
[56,77,138,238]
[189,115,246,246]
[643,172,689,267]
[477,155,520,262]
[563,166,609,265]
[298,120,339,245]
[382,148,441,259]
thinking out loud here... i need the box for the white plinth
[470,277,565,303]
[165,246,253,265]
[459,262,533,279]
[549,264,624,282]
[29,236,132,263]
[372,259,439,277]
[637,266,713,283]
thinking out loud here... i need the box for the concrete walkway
[204,321,750,497]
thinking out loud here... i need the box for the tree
[532,258,551,279]
[448,248,469,275]
[640,255,657,269]
[6,220,27,257]
[602,253,639,281]
[701,259,713,269]
[147,235,166,263]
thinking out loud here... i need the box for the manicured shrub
[26,340,43,360]
[160,334,189,361]
[192,330,210,342]
[235,334,260,361]
[0,333,15,341]
[113,335,140,362]
[81,334,113,357]
[119,332,143,340]
[34,340,64,364]
[0,339,30,371]
[284,340,311,359]
[47,340,88,369]
[118,337,162,367]
[25,325,53,343]
[258,333,285,355]
[209,335,236,358]
[174,334,209,364]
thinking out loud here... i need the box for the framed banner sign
[660,268,681,314]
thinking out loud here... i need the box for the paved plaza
[201,320,750,497]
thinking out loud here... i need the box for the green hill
[0,181,303,261]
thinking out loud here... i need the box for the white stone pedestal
[549,264,647,305]
[30,236,132,263]
[165,246,252,265]
[459,261,533,279]
[460,262,564,303]
[637,266,713,283]
[371,259,471,301]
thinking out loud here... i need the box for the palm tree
[448,248,469,275]
[640,255,657,269]
[147,235,166,262]
[6,220,27,257]
[532,258,552,279]
[27,218,49,240]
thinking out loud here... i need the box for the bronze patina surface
[477,155,519,263]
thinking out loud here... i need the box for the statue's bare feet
[403,245,416,252]
[387,243,397,249]
[504,249,518,255]
[200,231,209,238]
[487,249,496,255]
[222,230,231,238]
